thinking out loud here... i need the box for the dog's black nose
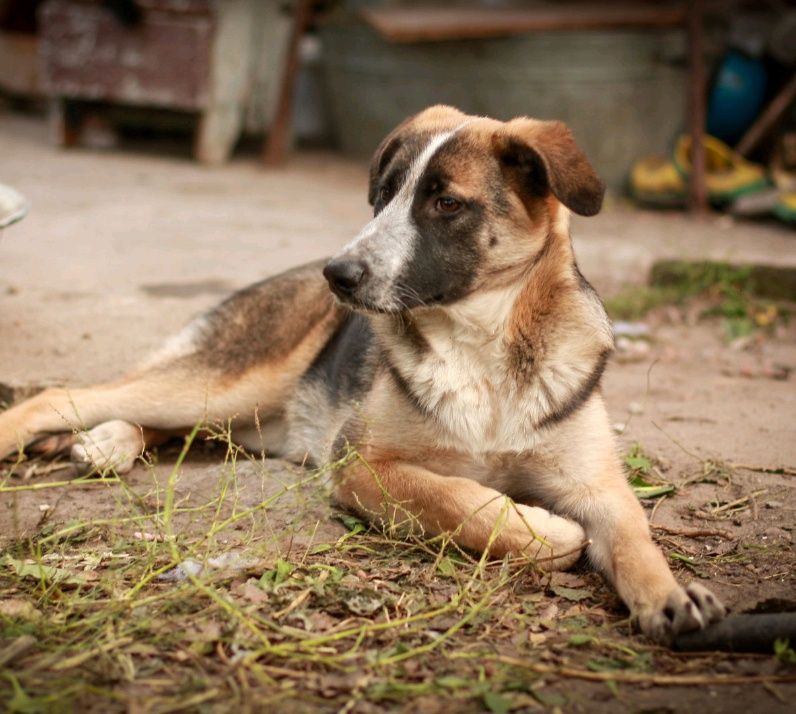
[323,259,367,296]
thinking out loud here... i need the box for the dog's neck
[372,223,613,449]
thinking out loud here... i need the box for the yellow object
[630,135,769,207]
[773,192,796,225]
[629,155,687,206]
[673,135,769,204]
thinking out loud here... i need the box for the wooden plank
[737,73,796,157]
[359,4,686,43]
[39,0,212,112]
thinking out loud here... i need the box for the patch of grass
[624,444,675,499]
[606,261,789,336]
[605,285,683,321]
[0,426,604,712]
[774,638,796,664]
[1,427,793,712]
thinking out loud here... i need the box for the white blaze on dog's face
[323,105,605,312]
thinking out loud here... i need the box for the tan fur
[0,105,725,643]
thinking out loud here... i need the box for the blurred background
[1,0,795,204]
[0,0,795,388]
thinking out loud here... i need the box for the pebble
[615,336,652,363]
[763,527,792,543]
[613,321,650,338]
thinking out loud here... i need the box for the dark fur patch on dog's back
[194,261,339,375]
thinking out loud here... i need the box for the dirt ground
[1,109,795,713]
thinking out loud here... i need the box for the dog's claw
[634,582,726,644]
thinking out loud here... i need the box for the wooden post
[262,0,313,167]
[687,0,708,214]
[195,0,253,165]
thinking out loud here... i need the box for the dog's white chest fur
[411,329,530,452]
[383,284,609,455]
[388,287,544,454]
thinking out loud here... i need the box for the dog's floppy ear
[368,105,467,206]
[492,118,605,217]
[368,126,404,206]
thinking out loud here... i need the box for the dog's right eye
[435,196,462,214]
[379,185,393,203]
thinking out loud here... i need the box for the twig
[50,636,134,671]
[710,490,768,516]
[649,496,666,524]
[273,588,312,620]
[0,477,121,493]
[651,420,703,462]
[651,524,733,539]
[730,463,796,477]
[533,538,592,564]
[493,655,796,686]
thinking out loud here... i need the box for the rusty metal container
[39,0,213,112]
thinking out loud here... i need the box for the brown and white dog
[0,106,724,643]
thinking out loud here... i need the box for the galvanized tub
[320,17,686,191]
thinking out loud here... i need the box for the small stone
[763,527,792,543]
[764,500,783,509]
[613,321,650,338]
[529,632,547,646]
[628,401,644,415]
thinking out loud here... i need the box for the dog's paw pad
[634,583,726,644]
[70,420,143,475]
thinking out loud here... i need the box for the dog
[0,105,725,643]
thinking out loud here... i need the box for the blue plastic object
[707,50,767,145]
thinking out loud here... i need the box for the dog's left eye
[435,196,462,214]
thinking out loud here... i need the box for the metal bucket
[320,17,686,190]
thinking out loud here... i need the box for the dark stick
[736,74,796,157]
[687,0,708,214]
[263,0,314,167]
[673,613,796,653]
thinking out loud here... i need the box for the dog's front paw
[633,582,726,644]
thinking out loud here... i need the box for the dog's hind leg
[0,371,210,463]
[0,342,324,465]
[0,262,345,466]
[28,420,171,474]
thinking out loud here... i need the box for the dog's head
[323,105,604,312]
